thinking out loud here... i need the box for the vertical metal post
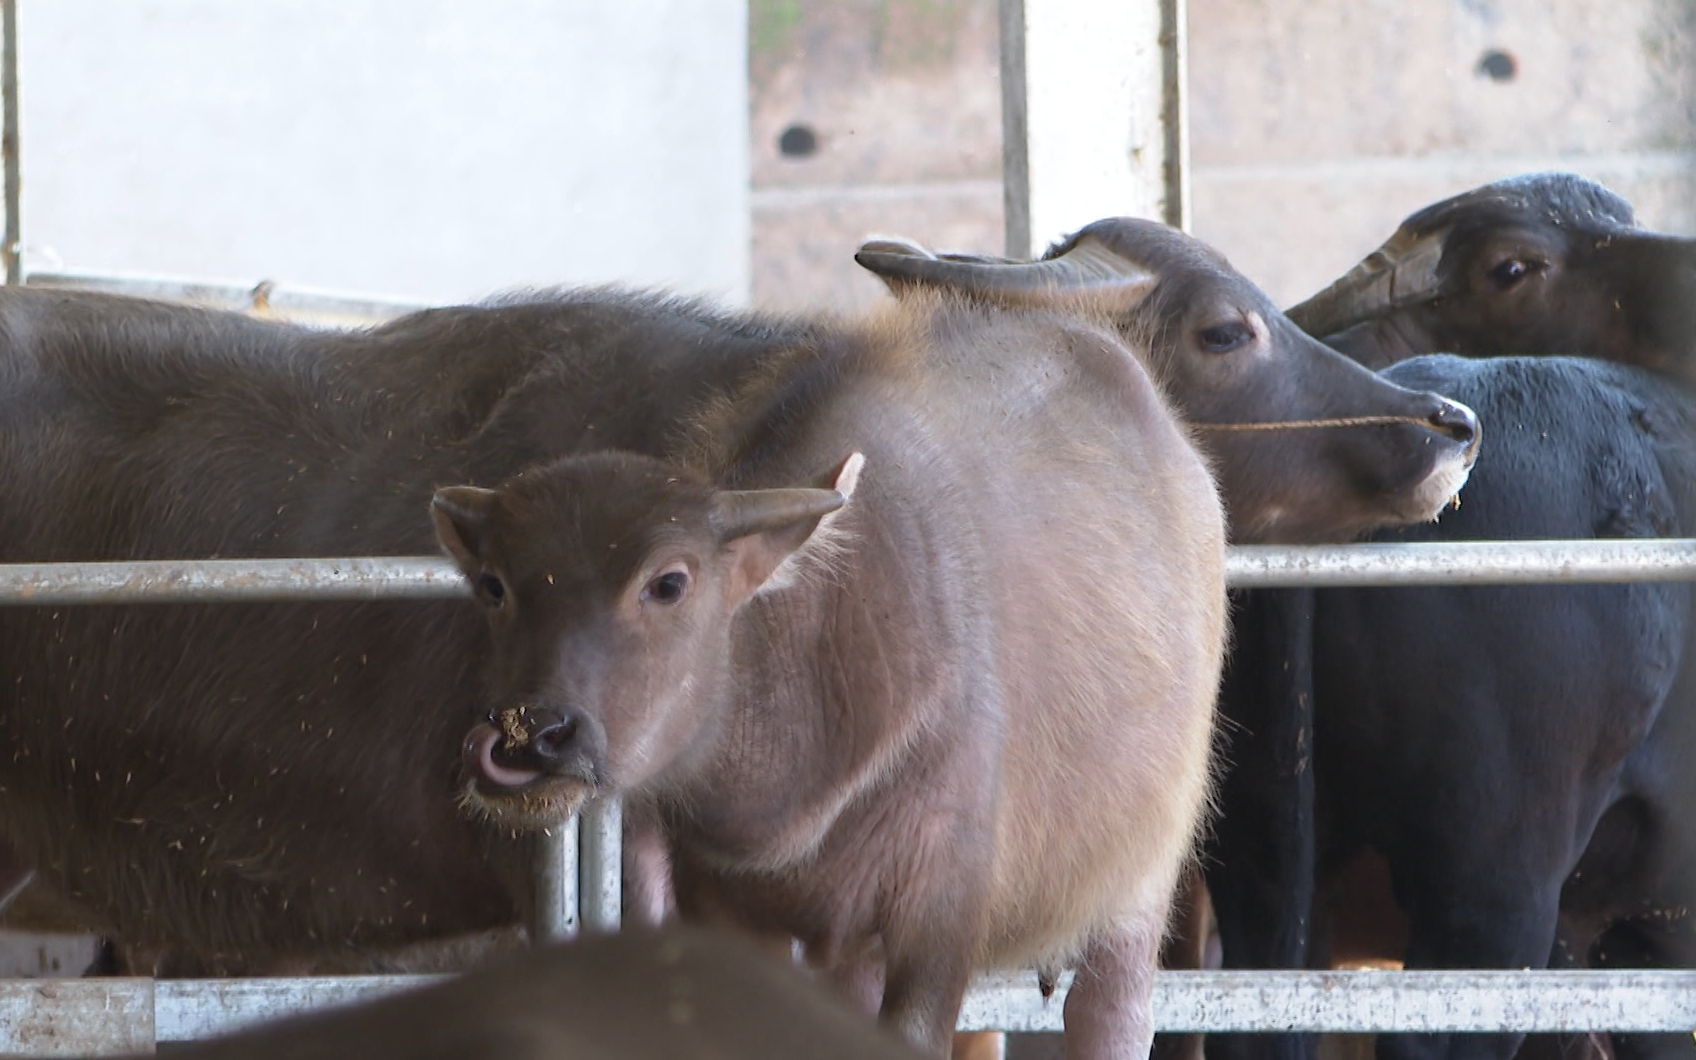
[999,0,1189,256]
[999,0,1033,259]
[578,797,622,933]
[530,814,579,945]
[1160,0,1191,232]
[1,0,19,284]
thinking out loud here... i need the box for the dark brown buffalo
[855,218,1480,544]
[1288,171,1696,376]
[150,924,924,1060]
[0,222,1473,1040]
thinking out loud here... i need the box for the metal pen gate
[4,541,1696,1053]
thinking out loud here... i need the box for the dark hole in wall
[778,124,819,158]
[1476,49,1518,82]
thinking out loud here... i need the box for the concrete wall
[750,0,1004,312]
[1190,0,1696,305]
[748,0,1696,313]
[19,0,750,305]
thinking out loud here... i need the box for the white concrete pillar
[1000,0,1189,258]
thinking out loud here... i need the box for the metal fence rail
[1228,538,1696,587]
[3,538,1696,607]
[0,557,468,605]
[23,269,431,328]
[5,969,1696,1055]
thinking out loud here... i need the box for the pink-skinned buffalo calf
[434,291,1226,1057]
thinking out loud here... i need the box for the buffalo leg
[1206,587,1318,1060]
[1510,917,1615,1060]
[1153,864,1212,1060]
[621,811,674,927]
[821,942,1004,1059]
[0,844,32,916]
[1377,870,1565,1060]
[82,936,126,977]
[881,926,978,1057]
[1062,913,1163,1060]
[1587,919,1696,1060]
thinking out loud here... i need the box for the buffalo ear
[710,485,847,601]
[431,486,500,570]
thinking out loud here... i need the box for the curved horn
[710,488,845,543]
[858,237,936,262]
[855,234,1157,310]
[1286,225,1449,339]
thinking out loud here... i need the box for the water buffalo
[1207,174,1696,1060]
[433,311,1228,1058]
[1288,171,1696,376]
[154,924,926,1060]
[0,221,1475,1047]
[854,219,1483,1059]
[854,218,1480,545]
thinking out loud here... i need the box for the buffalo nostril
[532,714,580,763]
[1428,401,1479,445]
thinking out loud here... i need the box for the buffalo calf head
[431,451,855,831]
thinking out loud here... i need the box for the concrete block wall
[750,0,1005,313]
[749,0,1696,313]
[1190,0,1696,305]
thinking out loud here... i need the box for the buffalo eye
[1197,321,1253,354]
[642,568,690,605]
[1486,258,1531,290]
[477,573,507,608]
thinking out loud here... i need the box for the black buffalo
[1289,172,1696,376]
[1209,174,1696,1060]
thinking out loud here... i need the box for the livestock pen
[3,0,1694,1055]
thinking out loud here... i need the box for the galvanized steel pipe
[530,817,580,946]
[0,557,469,605]
[960,968,1696,1034]
[1226,538,1696,587]
[23,269,431,327]
[1,541,1696,608]
[577,798,623,935]
[6,969,1696,1054]
[2,0,20,286]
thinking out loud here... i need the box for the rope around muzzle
[1191,415,1440,432]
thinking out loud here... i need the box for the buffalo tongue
[462,722,544,790]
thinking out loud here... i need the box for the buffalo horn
[854,233,1156,307]
[710,488,845,543]
[1286,225,1448,338]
